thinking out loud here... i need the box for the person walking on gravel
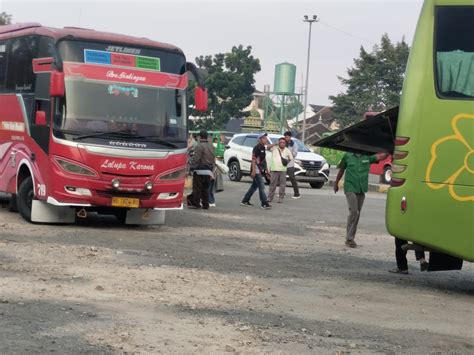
[268,137,293,204]
[334,152,387,248]
[241,133,272,209]
[284,131,300,199]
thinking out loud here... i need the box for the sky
[1,0,424,105]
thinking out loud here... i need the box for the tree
[189,45,261,130]
[329,34,410,127]
[0,12,12,25]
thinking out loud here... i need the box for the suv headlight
[294,159,303,166]
[54,157,98,177]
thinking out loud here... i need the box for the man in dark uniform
[187,130,215,210]
[241,133,271,209]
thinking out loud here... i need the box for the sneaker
[187,205,201,209]
[292,194,301,199]
[420,260,429,272]
[345,240,357,248]
[209,203,216,207]
[277,198,283,204]
[388,268,409,275]
[261,203,272,210]
[241,201,253,207]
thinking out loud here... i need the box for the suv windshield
[55,40,187,148]
[293,139,311,152]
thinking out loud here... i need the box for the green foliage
[329,33,410,127]
[0,12,12,25]
[189,45,261,130]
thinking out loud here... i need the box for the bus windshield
[57,77,187,143]
[55,40,187,147]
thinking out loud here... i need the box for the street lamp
[302,14,318,143]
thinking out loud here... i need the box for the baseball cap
[258,132,268,139]
[284,131,292,137]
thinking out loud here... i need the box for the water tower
[264,63,302,133]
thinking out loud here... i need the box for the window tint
[243,136,258,147]
[435,6,474,99]
[0,41,7,91]
[231,135,245,146]
[6,36,40,93]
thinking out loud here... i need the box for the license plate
[111,197,140,208]
[307,170,318,176]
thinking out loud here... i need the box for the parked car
[224,133,329,188]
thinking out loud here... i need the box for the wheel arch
[16,160,35,196]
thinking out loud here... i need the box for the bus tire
[8,194,18,212]
[18,176,34,222]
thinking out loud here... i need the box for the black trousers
[395,238,425,270]
[287,167,299,195]
[188,174,210,208]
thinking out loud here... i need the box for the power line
[318,20,377,47]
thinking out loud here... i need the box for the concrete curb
[327,180,389,194]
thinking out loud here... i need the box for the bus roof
[0,23,184,56]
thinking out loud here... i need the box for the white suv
[224,133,329,188]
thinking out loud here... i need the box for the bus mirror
[194,87,208,112]
[35,111,47,126]
[50,71,65,97]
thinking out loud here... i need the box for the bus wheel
[382,166,392,184]
[18,177,34,222]
[8,194,18,212]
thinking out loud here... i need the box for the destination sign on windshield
[84,49,161,71]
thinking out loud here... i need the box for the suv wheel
[228,160,242,182]
[309,181,324,189]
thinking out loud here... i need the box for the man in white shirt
[268,137,293,204]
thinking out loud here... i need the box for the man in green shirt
[334,152,388,247]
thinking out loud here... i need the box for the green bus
[316,0,473,271]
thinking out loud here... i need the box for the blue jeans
[208,179,215,204]
[242,174,267,205]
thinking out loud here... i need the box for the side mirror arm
[185,62,205,88]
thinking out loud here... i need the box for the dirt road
[0,182,472,354]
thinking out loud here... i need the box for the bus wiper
[72,130,134,141]
[132,136,182,148]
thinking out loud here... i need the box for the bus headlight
[158,168,187,181]
[55,158,98,177]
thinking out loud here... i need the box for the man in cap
[187,129,215,210]
[241,133,272,209]
[284,131,300,199]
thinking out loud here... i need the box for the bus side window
[6,36,39,93]
[435,6,474,99]
[0,41,7,92]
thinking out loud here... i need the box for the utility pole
[302,15,318,143]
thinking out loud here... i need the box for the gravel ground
[0,180,472,354]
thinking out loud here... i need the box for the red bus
[0,23,207,224]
